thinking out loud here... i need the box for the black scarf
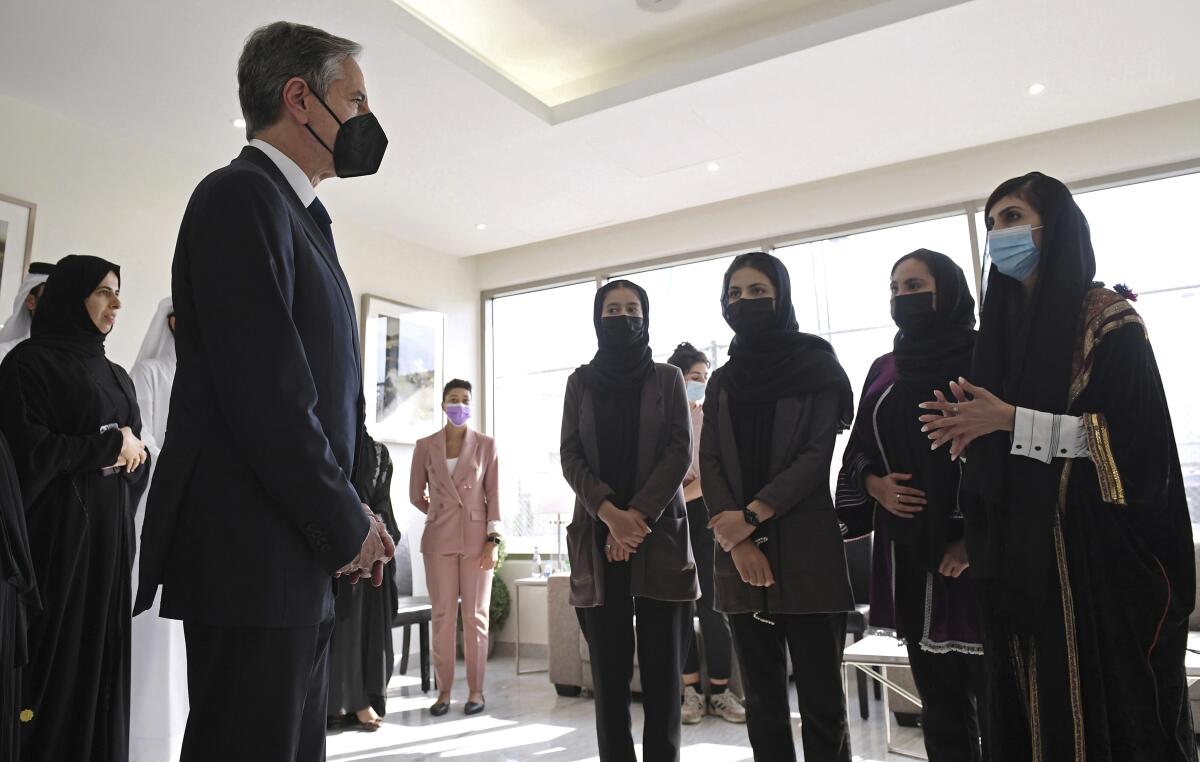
[720,252,853,427]
[881,250,977,567]
[27,255,120,358]
[892,249,977,388]
[963,172,1097,626]
[578,280,655,394]
[580,280,652,507]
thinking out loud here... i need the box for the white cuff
[1010,408,1089,463]
[486,520,504,538]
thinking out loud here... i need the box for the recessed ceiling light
[636,0,682,11]
[1028,83,1046,95]
[476,223,488,231]
[706,162,721,173]
[232,117,246,128]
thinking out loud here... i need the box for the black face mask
[891,291,938,336]
[725,297,775,336]
[305,88,388,178]
[600,315,644,348]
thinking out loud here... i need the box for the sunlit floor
[325,649,926,761]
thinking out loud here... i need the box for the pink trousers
[423,553,493,694]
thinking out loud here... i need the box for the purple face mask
[445,403,471,427]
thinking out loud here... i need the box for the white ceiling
[390,0,970,120]
[1,0,1198,258]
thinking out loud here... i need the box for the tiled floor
[326,652,926,761]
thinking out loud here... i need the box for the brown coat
[700,369,854,616]
[560,364,700,608]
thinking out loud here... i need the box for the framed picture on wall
[0,194,36,319]
[361,294,446,445]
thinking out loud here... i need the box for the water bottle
[532,547,543,578]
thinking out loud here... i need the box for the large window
[488,169,1200,551]
[490,281,597,555]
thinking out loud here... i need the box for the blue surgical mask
[986,224,1043,281]
[686,380,706,403]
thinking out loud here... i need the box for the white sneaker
[708,690,747,724]
[681,685,705,725]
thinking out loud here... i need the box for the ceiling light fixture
[636,0,682,11]
[232,117,246,129]
[1028,83,1046,95]
[706,162,721,173]
[476,223,488,231]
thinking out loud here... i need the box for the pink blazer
[409,428,500,556]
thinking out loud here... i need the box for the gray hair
[237,21,361,139]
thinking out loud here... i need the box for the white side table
[514,576,549,675]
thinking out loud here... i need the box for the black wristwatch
[742,507,761,527]
[485,535,501,545]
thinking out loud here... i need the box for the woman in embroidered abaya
[0,255,149,762]
[920,172,1195,761]
[837,250,987,761]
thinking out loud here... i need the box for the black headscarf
[891,249,977,387]
[28,255,121,358]
[877,250,977,567]
[578,279,655,394]
[963,172,1097,625]
[719,252,853,427]
[580,280,654,508]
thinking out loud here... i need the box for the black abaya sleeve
[1071,321,1195,611]
[0,360,123,507]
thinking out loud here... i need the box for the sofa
[547,572,742,698]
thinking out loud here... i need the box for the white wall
[475,99,1200,291]
[0,93,480,597]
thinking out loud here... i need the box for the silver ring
[605,544,612,551]
[951,404,960,415]
[896,493,902,502]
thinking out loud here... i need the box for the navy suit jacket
[135,146,370,627]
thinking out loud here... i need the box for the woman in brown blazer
[560,279,699,762]
[701,252,856,762]
[409,379,502,717]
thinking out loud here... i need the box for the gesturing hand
[865,472,926,519]
[918,378,1016,461]
[598,501,650,553]
[730,541,774,588]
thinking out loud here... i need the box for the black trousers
[730,612,851,762]
[577,559,691,762]
[180,617,335,762]
[906,643,988,762]
[682,497,732,682]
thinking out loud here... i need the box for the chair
[394,596,433,692]
[390,534,434,692]
[844,534,875,719]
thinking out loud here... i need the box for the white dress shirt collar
[247,139,317,208]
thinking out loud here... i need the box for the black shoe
[430,701,450,717]
[464,699,486,715]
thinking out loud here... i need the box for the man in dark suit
[135,21,393,762]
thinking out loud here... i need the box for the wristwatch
[485,535,502,545]
[742,507,761,527]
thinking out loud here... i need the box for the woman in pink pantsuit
[409,379,502,717]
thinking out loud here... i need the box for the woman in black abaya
[328,431,401,731]
[0,254,149,762]
[920,173,1195,761]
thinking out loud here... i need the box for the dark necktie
[307,197,336,253]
